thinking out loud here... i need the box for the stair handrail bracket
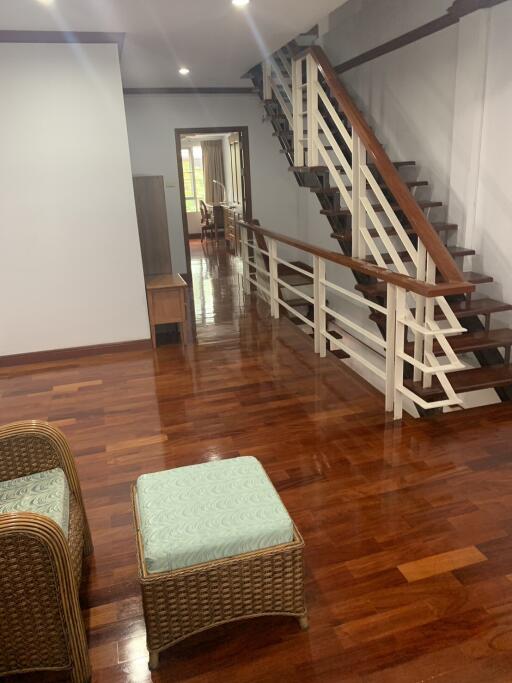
[239,220,471,420]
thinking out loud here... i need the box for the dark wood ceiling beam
[123,87,257,95]
[0,30,125,52]
[333,0,509,74]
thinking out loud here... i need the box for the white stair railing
[239,222,473,419]
[259,46,475,417]
[262,55,293,127]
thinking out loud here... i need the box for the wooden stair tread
[331,349,350,359]
[284,297,312,308]
[331,223,458,243]
[289,161,416,174]
[312,181,429,194]
[355,272,492,297]
[278,261,313,287]
[278,261,313,274]
[364,245,474,266]
[433,297,512,318]
[404,329,512,356]
[328,330,350,359]
[404,365,512,399]
[300,143,334,151]
[321,200,443,217]
[370,298,512,325]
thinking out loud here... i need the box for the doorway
[175,126,252,277]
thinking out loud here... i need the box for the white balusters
[240,221,467,420]
[306,54,319,167]
[292,57,305,166]
[262,60,272,101]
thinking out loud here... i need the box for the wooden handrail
[301,45,466,285]
[239,221,474,297]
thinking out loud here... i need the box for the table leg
[149,651,159,670]
[180,292,188,346]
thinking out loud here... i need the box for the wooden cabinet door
[133,176,172,276]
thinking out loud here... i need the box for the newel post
[262,61,272,101]
[314,256,326,357]
[241,225,250,295]
[385,283,397,413]
[351,130,367,259]
[292,57,304,167]
[268,238,279,319]
[393,286,407,420]
[306,54,319,167]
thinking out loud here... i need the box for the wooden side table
[145,274,189,348]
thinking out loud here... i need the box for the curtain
[202,140,225,204]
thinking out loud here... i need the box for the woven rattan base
[132,486,307,669]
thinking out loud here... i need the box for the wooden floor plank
[398,546,488,582]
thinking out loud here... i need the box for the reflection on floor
[190,238,246,343]
[3,240,512,682]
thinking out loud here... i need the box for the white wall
[473,2,512,314]
[124,94,303,274]
[0,43,149,357]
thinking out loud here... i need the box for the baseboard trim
[0,339,152,367]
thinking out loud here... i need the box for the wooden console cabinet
[223,206,242,254]
[145,274,189,348]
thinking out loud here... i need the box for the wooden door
[133,176,172,275]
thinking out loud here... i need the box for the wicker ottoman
[132,456,307,670]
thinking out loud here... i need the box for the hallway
[2,243,512,681]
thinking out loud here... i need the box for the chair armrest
[0,512,91,681]
[0,421,93,555]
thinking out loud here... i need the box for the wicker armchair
[0,421,93,683]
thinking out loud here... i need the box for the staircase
[246,42,512,412]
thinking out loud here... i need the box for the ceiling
[0,0,343,87]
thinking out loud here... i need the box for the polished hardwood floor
[3,240,512,682]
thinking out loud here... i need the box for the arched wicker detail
[0,513,91,682]
[0,420,93,556]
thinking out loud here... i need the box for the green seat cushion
[136,456,293,573]
[0,467,69,537]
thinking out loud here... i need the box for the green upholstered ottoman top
[136,456,294,573]
[0,467,69,537]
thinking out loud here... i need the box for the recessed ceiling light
[179,67,190,76]
[232,0,250,7]
[36,0,54,5]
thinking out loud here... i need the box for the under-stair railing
[239,220,474,420]
[261,44,475,412]
[262,49,294,128]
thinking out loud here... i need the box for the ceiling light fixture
[36,0,55,5]
[179,67,190,76]
[232,0,250,7]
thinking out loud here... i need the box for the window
[181,145,205,213]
